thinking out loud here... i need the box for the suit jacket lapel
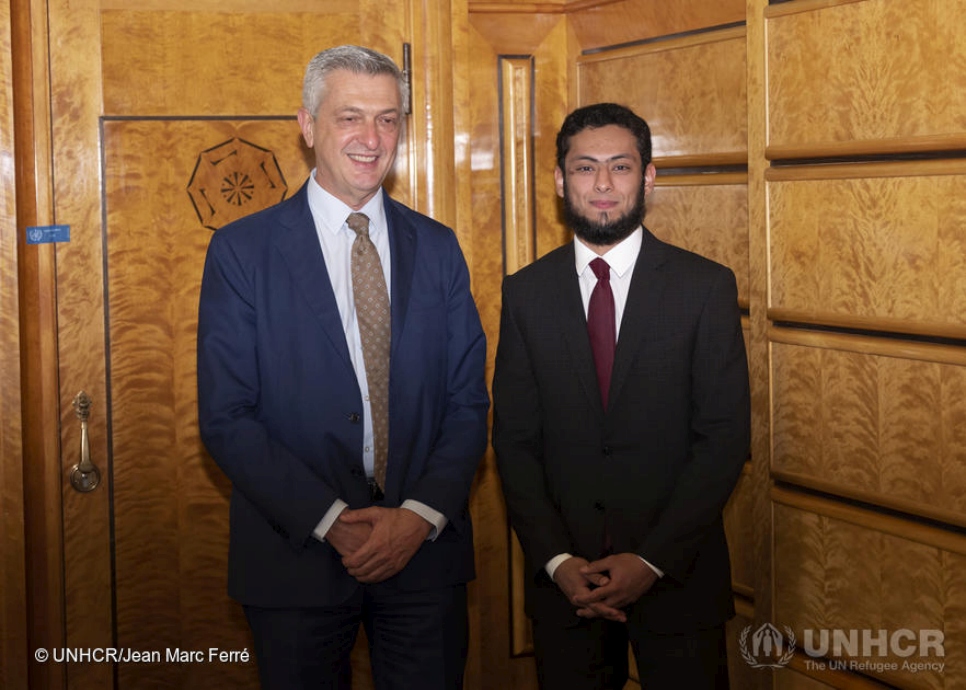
[553,245,607,418]
[608,228,669,409]
[273,184,354,372]
[384,192,416,356]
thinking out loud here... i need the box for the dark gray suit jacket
[492,228,750,633]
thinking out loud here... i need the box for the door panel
[103,119,309,688]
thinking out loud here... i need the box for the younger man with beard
[492,103,750,689]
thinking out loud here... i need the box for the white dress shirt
[303,174,446,542]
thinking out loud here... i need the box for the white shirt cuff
[639,556,664,578]
[545,553,574,580]
[313,499,349,542]
[401,500,447,540]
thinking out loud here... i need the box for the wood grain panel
[769,171,966,336]
[101,10,357,116]
[0,1,27,686]
[745,8,771,689]
[648,178,749,306]
[465,12,568,689]
[775,663,893,690]
[773,496,961,689]
[577,28,746,165]
[12,0,70,685]
[101,0,358,9]
[568,0,744,53]
[772,342,966,529]
[498,53,537,657]
[724,464,755,596]
[728,606,760,690]
[104,119,311,688]
[48,1,115,686]
[767,0,966,158]
[501,56,536,275]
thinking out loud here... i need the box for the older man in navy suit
[493,103,750,689]
[197,45,488,690]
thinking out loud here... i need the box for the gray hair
[302,45,408,118]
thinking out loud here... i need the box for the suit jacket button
[594,501,605,511]
[602,445,611,456]
[348,413,360,423]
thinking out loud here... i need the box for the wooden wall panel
[775,665,893,690]
[648,176,749,305]
[724,464,755,597]
[773,493,962,689]
[465,10,570,688]
[769,164,966,338]
[569,0,744,53]
[577,28,747,166]
[744,6,772,689]
[728,601,759,690]
[766,0,966,159]
[101,8,357,115]
[0,0,27,686]
[772,338,966,529]
[763,2,966,688]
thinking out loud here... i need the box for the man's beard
[563,182,646,246]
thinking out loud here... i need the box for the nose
[360,119,380,148]
[594,168,612,192]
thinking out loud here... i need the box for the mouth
[348,153,379,164]
[591,200,618,210]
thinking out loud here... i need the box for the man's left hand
[571,553,659,614]
[338,507,432,584]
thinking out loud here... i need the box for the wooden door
[34,1,426,687]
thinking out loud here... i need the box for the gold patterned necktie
[347,212,391,490]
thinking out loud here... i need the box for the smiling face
[554,124,656,251]
[297,69,402,210]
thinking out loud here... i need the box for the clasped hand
[325,507,431,584]
[554,553,658,623]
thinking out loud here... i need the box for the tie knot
[347,212,371,237]
[590,257,610,281]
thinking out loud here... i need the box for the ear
[554,166,565,198]
[643,163,657,195]
[296,108,314,148]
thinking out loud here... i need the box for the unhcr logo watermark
[739,623,945,674]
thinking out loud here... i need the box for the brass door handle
[69,391,101,492]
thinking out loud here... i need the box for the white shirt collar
[574,227,643,278]
[305,171,386,236]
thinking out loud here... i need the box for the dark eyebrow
[571,153,636,163]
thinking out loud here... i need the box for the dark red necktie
[587,258,615,409]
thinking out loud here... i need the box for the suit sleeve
[400,231,490,526]
[492,277,575,576]
[636,267,750,580]
[197,231,341,549]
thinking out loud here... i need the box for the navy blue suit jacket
[197,182,489,607]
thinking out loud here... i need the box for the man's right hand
[553,557,624,622]
[325,508,372,557]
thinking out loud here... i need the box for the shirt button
[365,446,371,453]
